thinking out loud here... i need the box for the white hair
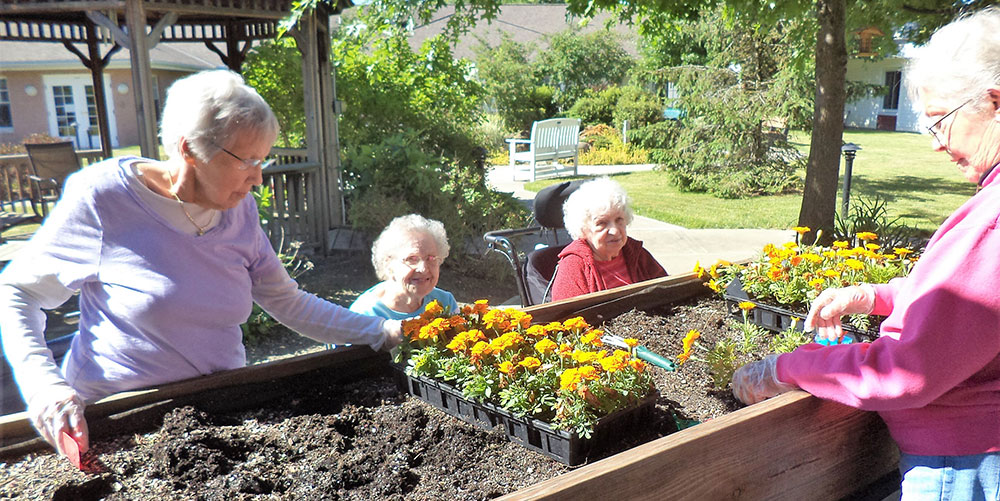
[159,70,279,162]
[562,177,634,240]
[371,214,450,281]
[907,7,1000,113]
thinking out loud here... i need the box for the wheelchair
[483,180,583,306]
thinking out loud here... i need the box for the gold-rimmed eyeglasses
[926,99,971,151]
[400,254,440,269]
[212,142,271,171]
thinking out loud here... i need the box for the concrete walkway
[486,164,791,275]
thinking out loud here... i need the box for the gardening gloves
[804,284,876,343]
[27,383,89,458]
[731,354,797,405]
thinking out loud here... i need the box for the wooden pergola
[0,0,348,249]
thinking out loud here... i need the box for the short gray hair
[907,7,1000,113]
[371,214,450,281]
[159,70,279,162]
[562,177,634,240]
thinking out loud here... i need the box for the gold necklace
[168,170,207,236]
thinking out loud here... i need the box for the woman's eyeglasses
[926,100,970,150]
[212,142,271,171]
[401,255,440,269]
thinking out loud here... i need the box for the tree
[533,29,635,110]
[243,38,306,148]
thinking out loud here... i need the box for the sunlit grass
[525,129,973,232]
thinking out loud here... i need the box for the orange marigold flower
[792,226,810,235]
[535,338,557,354]
[682,329,701,353]
[768,267,784,280]
[558,343,573,358]
[424,300,444,316]
[526,325,548,338]
[519,357,541,370]
[449,315,467,329]
[677,352,692,364]
[629,359,647,373]
[577,365,600,380]
[563,316,589,331]
[498,360,514,374]
[856,232,878,241]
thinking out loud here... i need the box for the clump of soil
[2,252,763,500]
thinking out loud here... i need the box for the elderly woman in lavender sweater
[0,70,403,462]
[732,8,1000,500]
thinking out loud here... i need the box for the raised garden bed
[0,273,899,499]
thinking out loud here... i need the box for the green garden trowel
[602,334,676,371]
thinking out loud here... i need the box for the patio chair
[483,180,583,306]
[25,141,82,220]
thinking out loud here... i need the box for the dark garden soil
[1,252,756,500]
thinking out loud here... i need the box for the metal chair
[483,180,583,306]
[25,141,82,220]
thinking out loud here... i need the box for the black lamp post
[841,143,862,217]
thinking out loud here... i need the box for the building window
[0,79,12,129]
[883,71,901,110]
[52,85,79,137]
[85,85,99,136]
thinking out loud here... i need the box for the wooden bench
[506,118,581,182]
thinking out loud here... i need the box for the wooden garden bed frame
[0,272,899,499]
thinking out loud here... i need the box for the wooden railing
[262,148,324,253]
[0,149,104,213]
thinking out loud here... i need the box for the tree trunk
[798,0,847,244]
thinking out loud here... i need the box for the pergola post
[84,21,115,159]
[125,0,159,159]
[315,8,344,228]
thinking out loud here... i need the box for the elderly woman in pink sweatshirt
[733,8,1000,500]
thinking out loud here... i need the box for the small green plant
[834,195,925,251]
[704,340,739,390]
[769,317,812,354]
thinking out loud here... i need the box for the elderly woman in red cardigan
[550,177,667,301]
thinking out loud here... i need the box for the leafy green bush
[567,87,622,128]
[612,86,664,130]
[534,29,634,110]
[243,38,306,148]
[628,121,680,164]
[474,35,557,133]
[578,125,649,165]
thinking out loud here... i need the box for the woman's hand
[804,285,876,343]
[731,354,797,405]
[380,319,404,351]
[27,384,89,459]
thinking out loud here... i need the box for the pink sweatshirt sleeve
[776,202,1000,412]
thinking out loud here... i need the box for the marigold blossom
[792,226,810,235]
[738,301,756,311]
[534,338,557,354]
[856,232,878,241]
[519,357,541,370]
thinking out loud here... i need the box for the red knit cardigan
[551,237,667,301]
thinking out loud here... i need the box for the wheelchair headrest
[532,180,585,229]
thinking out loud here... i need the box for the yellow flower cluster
[398,300,655,435]
[695,230,919,309]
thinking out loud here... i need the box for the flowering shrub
[696,228,918,318]
[396,300,655,437]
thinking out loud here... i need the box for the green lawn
[525,129,974,233]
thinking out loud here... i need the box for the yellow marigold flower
[545,321,565,332]
[865,243,880,251]
[808,277,825,288]
[782,241,798,249]
[822,250,836,259]
[708,261,727,279]
[559,368,580,390]
[526,324,547,338]
[738,301,756,311]
[894,248,914,257]
[581,331,603,346]
[763,243,778,257]
[424,300,444,316]
[856,232,878,241]
[510,310,532,329]
[446,334,468,352]
[577,365,600,380]
[801,253,822,264]
[462,299,489,316]
[844,258,864,271]
[677,352,692,364]
[706,279,722,293]
[599,354,627,372]
[563,316,589,331]
[534,338,557,354]
[558,343,573,358]
[498,360,514,374]
[693,261,705,278]
[519,357,541,370]
[822,269,840,278]
[768,267,784,280]
[682,330,701,353]
[469,341,490,365]
[572,350,602,364]
[624,338,639,349]
[792,226,810,235]
[832,240,849,249]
